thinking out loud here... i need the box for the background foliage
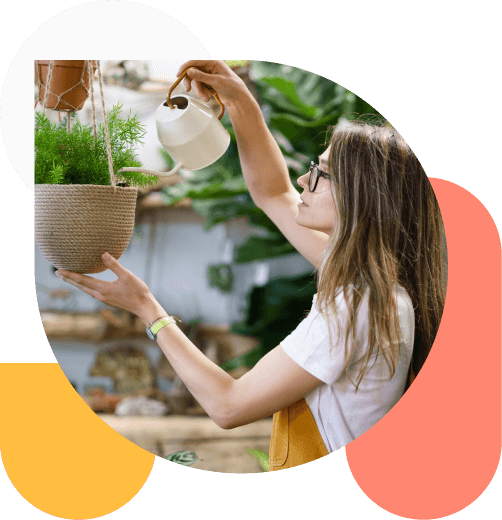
[162,61,380,370]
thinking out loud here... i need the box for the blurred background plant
[166,444,268,472]
[165,450,200,467]
[246,447,269,472]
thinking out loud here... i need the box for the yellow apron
[269,366,416,470]
[269,397,329,471]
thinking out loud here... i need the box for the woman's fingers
[55,270,103,291]
[176,60,221,77]
[176,61,247,108]
[55,252,127,297]
[184,69,221,102]
[178,62,224,97]
[191,80,212,102]
[183,76,191,92]
[101,252,129,279]
[182,78,214,102]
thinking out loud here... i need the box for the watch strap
[151,317,176,335]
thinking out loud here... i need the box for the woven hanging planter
[35,185,137,274]
[35,60,97,111]
[35,60,139,274]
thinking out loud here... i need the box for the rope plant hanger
[35,60,138,274]
[35,60,117,191]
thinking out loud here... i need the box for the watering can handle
[167,68,225,120]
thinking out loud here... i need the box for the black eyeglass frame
[308,161,332,192]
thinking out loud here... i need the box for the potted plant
[35,60,97,111]
[35,103,158,274]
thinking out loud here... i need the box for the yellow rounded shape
[0,364,155,519]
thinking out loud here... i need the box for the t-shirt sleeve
[280,294,349,386]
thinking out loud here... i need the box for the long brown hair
[316,119,447,391]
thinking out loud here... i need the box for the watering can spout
[118,164,183,177]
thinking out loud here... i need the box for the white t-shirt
[280,286,415,452]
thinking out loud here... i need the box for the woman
[56,60,447,470]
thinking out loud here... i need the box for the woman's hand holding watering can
[177,60,253,110]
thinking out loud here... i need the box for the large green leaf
[191,196,258,230]
[229,272,317,353]
[259,77,318,118]
[252,62,383,166]
[269,112,340,156]
[234,235,296,263]
[253,62,346,118]
[247,210,283,233]
[162,177,248,206]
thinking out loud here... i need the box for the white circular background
[0,0,210,190]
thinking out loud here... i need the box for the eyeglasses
[308,161,332,192]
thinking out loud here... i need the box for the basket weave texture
[35,185,138,274]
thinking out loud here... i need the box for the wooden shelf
[41,309,146,342]
[41,312,259,360]
[137,192,192,211]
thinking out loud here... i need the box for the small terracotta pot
[35,60,97,111]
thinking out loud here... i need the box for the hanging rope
[96,61,116,190]
[42,60,55,115]
[88,60,98,140]
[35,59,117,189]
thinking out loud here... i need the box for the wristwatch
[146,316,178,340]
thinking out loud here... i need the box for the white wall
[35,212,313,323]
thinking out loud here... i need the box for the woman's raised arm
[177,60,293,203]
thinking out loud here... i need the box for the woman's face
[295,146,337,234]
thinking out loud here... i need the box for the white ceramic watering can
[118,68,230,178]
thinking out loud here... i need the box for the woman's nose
[297,172,309,189]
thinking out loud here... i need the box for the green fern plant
[46,161,65,184]
[35,103,158,189]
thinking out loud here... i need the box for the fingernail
[103,252,110,259]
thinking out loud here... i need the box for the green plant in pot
[35,95,158,274]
